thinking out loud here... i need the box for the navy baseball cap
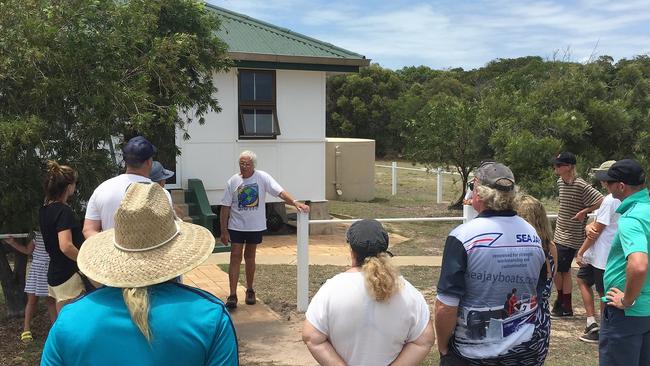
[346,219,390,258]
[122,136,156,165]
[595,159,646,186]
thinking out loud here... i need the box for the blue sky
[207,0,650,70]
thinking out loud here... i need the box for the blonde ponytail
[122,287,152,342]
[361,253,401,302]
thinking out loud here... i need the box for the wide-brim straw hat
[78,183,215,287]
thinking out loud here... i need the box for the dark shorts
[228,229,263,245]
[600,306,650,365]
[577,264,605,293]
[556,243,576,273]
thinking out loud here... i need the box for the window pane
[240,72,255,101]
[254,73,273,102]
[242,109,275,135]
[239,71,273,102]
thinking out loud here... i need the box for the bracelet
[621,297,636,309]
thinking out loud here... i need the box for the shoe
[20,331,33,343]
[583,323,599,334]
[245,288,256,305]
[225,295,237,309]
[579,329,599,343]
[551,299,562,314]
[550,305,574,319]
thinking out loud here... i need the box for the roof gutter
[228,52,371,67]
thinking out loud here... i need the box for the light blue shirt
[42,283,238,365]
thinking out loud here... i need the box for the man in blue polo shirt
[596,159,650,366]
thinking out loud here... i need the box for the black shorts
[577,264,605,293]
[556,243,576,273]
[228,229,263,245]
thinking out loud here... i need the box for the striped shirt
[553,177,602,249]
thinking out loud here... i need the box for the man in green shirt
[596,159,650,366]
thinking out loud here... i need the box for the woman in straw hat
[41,183,238,365]
[302,219,434,365]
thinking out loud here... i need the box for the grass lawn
[329,160,560,256]
[0,286,49,366]
[227,264,599,366]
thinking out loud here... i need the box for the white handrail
[295,210,591,312]
[0,233,30,239]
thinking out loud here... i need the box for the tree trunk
[448,166,470,209]
[0,244,27,318]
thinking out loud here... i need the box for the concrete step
[170,189,186,204]
[176,203,189,218]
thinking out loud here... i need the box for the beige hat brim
[78,221,215,288]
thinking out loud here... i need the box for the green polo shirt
[604,188,650,316]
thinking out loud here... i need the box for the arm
[57,230,79,261]
[2,237,35,255]
[572,198,603,221]
[278,191,310,213]
[219,206,231,245]
[549,241,558,279]
[390,319,434,366]
[82,219,102,239]
[576,222,606,266]
[606,252,648,309]
[434,300,458,355]
[302,320,346,366]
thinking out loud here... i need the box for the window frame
[238,69,280,139]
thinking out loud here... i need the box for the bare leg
[244,244,257,290]
[23,294,38,332]
[228,243,244,296]
[45,296,57,324]
[554,272,564,293]
[577,277,595,318]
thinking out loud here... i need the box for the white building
[170,5,369,219]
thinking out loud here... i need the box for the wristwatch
[621,297,636,309]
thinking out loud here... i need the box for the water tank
[325,138,375,201]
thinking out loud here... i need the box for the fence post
[436,167,443,204]
[297,211,309,312]
[391,161,397,195]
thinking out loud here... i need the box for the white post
[297,211,310,312]
[391,161,397,196]
[436,167,443,204]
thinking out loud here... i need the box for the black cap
[346,219,389,259]
[553,152,576,165]
[122,136,157,165]
[595,159,645,186]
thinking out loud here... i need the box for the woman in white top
[303,219,434,366]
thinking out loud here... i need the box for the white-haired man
[220,151,309,309]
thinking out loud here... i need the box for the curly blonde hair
[122,287,152,342]
[361,253,401,302]
[475,184,517,211]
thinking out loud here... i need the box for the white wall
[176,68,326,204]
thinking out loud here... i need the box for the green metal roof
[206,4,369,70]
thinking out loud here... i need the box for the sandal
[20,331,33,343]
[245,288,256,305]
[225,295,237,309]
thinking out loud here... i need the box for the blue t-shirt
[41,283,238,366]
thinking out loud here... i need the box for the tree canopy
[0,0,230,316]
[327,56,650,200]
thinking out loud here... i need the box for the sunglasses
[469,181,475,191]
[554,163,569,167]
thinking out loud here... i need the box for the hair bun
[46,160,61,175]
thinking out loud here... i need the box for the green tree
[327,64,403,156]
[403,95,491,207]
[0,0,230,317]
